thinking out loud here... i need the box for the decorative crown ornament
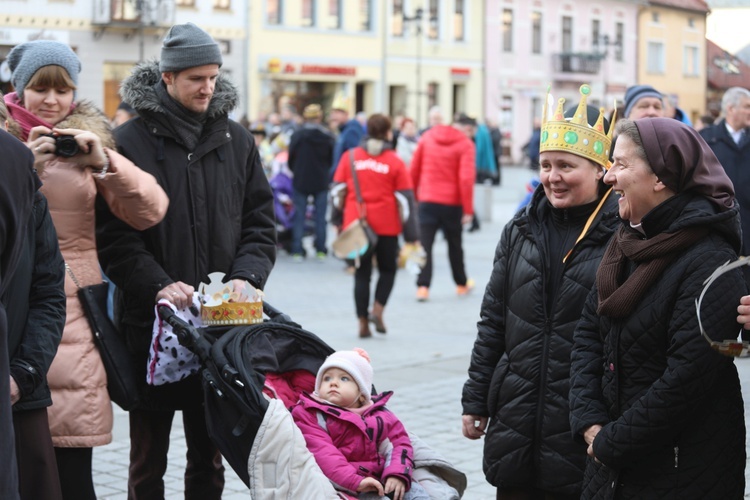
[540,84,616,168]
[199,272,263,326]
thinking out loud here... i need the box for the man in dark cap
[95,22,276,498]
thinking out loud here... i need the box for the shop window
[392,0,404,37]
[359,0,372,31]
[428,0,439,40]
[327,0,341,29]
[428,82,439,110]
[267,0,282,25]
[531,11,542,54]
[301,0,315,27]
[502,9,513,52]
[500,95,513,136]
[453,0,464,42]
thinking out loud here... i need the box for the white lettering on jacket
[354,158,390,174]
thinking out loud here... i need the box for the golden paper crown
[199,272,263,326]
[331,92,350,112]
[540,84,616,168]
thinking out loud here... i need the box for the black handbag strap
[349,148,366,219]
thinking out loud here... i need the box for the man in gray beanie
[96,22,276,499]
[623,84,664,120]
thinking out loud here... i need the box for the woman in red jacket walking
[333,114,419,337]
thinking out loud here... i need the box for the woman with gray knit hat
[569,118,747,498]
[4,39,168,499]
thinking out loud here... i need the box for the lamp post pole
[404,8,424,127]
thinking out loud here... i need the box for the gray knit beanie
[623,84,663,118]
[8,40,81,100]
[160,23,223,73]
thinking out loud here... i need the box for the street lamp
[403,8,424,127]
[593,34,621,107]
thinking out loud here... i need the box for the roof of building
[648,0,710,13]
[706,38,750,90]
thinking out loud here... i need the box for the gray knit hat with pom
[8,40,81,99]
[159,23,223,73]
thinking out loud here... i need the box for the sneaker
[291,254,304,263]
[456,278,475,296]
[416,287,429,302]
[316,251,327,262]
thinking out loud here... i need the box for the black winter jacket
[462,185,619,496]
[699,121,750,257]
[288,122,335,194]
[96,62,276,411]
[569,195,747,500]
[3,192,65,411]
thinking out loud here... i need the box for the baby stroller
[157,303,466,499]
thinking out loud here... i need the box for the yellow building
[248,1,484,127]
[637,0,709,123]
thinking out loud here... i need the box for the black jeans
[128,408,224,500]
[417,202,467,288]
[354,235,399,318]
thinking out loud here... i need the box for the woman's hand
[739,295,750,330]
[155,281,195,310]
[583,424,602,460]
[462,414,488,439]
[357,477,384,496]
[26,125,56,173]
[52,127,108,170]
[384,476,407,500]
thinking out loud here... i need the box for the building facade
[0,0,248,121]
[485,0,639,163]
[636,0,709,124]
[247,0,483,128]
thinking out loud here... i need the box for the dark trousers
[55,446,95,500]
[291,189,328,255]
[417,202,467,288]
[128,408,224,500]
[354,236,399,318]
[13,408,62,500]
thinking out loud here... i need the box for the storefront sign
[451,67,471,80]
[266,59,356,77]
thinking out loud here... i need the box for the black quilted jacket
[462,185,619,496]
[569,195,747,500]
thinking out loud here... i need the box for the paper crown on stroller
[157,303,467,499]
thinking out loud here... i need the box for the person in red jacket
[410,113,476,301]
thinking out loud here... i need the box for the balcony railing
[552,53,603,74]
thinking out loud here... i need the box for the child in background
[292,349,429,500]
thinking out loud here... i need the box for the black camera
[43,134,79,158]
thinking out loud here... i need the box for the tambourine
[695,256,750,357]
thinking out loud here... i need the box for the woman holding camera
[4,40,168,499]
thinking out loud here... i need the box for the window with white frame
[267,0,282,25]
[531,11,542,54]
[176,0,195,7]
[327,0,341,29]
[359,0,372,31]
[301,0,315,27]
[502,9,513,52]
[562,16,573,52]
[392,0,404,36]
[454,0,465,41]
[428,0,439,40]
[615,22,624,62]
[647,41,665,74]
[684,45,700,77]
[592,19,600,49]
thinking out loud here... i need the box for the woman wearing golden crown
[461,84,620,499]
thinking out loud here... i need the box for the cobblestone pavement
[91,165,750,499]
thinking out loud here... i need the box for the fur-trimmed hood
[119,60,238,120]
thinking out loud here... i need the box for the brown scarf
[597,225,708,318]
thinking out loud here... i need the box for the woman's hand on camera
[53,127,108,170]
[26,125,56,173]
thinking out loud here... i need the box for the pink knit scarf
[4,92,75,141]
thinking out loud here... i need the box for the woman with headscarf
[4,40,168,499]
[569,118,748,499]
[461,85,621,499]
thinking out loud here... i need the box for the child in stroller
[292,348,430,500]
[157,304,466,499]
